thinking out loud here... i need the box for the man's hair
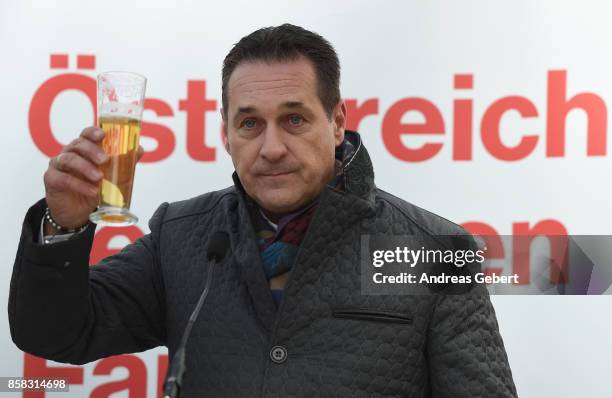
[222,23,341,120]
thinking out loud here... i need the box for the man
[9,24,517,397]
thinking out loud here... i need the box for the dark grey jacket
[9,131,517,397]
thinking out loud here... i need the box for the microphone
[162,231,230,398]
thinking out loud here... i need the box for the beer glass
[89,71,146,226]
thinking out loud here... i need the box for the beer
[90,71,146,226]
[97,116,141,223]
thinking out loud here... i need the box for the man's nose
[259,125,288,162]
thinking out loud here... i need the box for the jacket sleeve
[427,287,518,397]
[8,197,169,365]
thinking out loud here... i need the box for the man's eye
[243,119,257,129]
[288,115,304,126]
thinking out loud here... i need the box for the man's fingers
[80,126,105,142]
[64,137,108,165]
[136,145,144,161]
[52,152,103,183]
[44,167,99,197]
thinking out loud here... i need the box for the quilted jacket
[9,130,517,397]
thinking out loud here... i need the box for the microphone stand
[163,234,227,398]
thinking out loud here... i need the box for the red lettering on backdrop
[90,226,144,265]
[157,354,169,398]
[454,74,473,89]
[90,355,147,398]
[141,99,176,162]
[29,58,609,164]
[49,54,69,69]
[481,96,539,161]
[179,80,217,161]
[29,73,97,157]
[461,221,505,278]
[76,55,96,70]
[345,98,379,131]
[381,98,445,162]
[453,74,473,160]
[512,220,569,285]
[547,70,607,157]
[23,354,84,398]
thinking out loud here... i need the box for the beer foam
[99,102,143,119]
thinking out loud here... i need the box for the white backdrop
[2,0,612,396]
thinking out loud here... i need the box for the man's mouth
[259,170,295,177]
[261,171,293,177]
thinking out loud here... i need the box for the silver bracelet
[44,207,88,234]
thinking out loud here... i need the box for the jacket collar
[338,130,376,205]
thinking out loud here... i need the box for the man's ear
[333,100,346,146]
[221,108,230,155]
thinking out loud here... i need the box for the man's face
[222,57,346,221]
